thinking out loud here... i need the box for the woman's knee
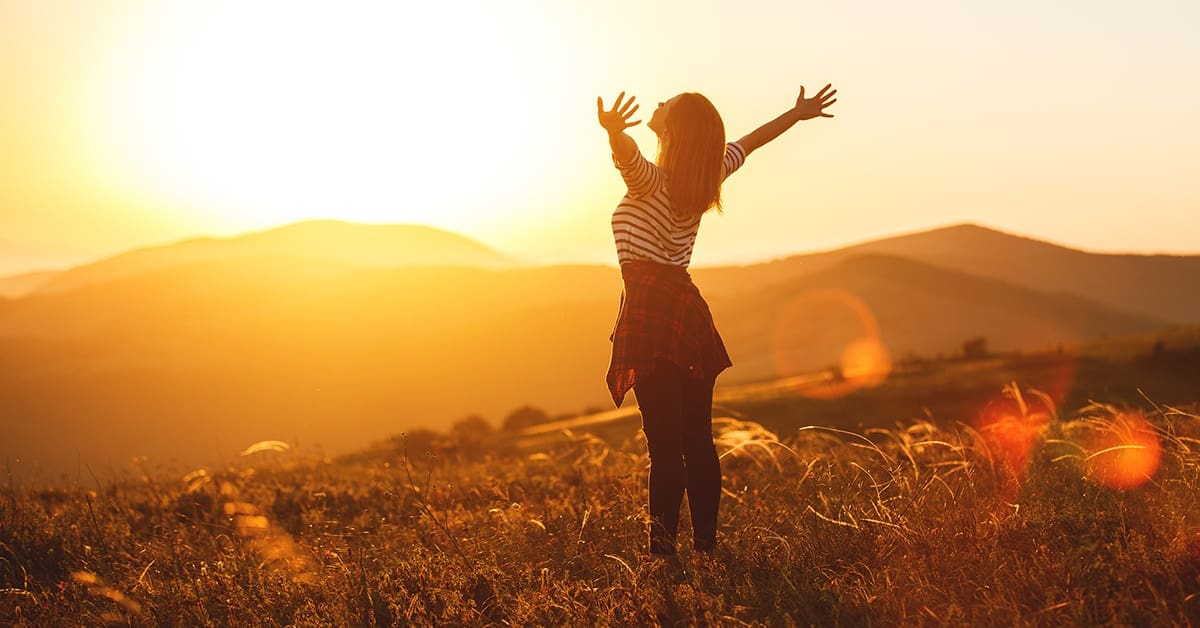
[682,434,718,461]
[644,430,684,462]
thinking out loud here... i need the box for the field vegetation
[3,384,1199,625]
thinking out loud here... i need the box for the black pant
[634,359,721,554]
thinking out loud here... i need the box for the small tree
[501,405,551,432]
[448,414,495,457]
[451,414,494,439]
[963,337,989,360]
[391,428,444,456]
[828,364,845,383]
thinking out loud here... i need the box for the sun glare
[771,289,893,399]
[83,3,568,235]
[1082,411,1163,491]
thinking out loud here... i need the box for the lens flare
[840,336,893,387]
[975,390,1051,479]
[1083,411,1162,490]
[770,289,892,399]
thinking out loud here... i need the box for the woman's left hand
[794,84,837,120]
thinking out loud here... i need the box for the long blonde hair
[656,93,726,218]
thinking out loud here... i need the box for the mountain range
[1,220,1194,479]
[0,220,512,297]
[0,238,97,280]
[692,223,1200,324]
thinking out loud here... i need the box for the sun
[83,3,565,235]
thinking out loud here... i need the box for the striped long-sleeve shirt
[611,142,747,268]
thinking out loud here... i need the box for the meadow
[2,383,1199,626]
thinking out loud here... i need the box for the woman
[598,85,837,555]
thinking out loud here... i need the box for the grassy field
[3,382,1199,625]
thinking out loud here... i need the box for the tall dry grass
[2,386,1198,625]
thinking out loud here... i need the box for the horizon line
[3,218,1198,278]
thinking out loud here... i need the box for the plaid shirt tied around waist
[606,260,732,406]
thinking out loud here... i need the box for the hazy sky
[2,0,1198,274]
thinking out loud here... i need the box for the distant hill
[0,261,622,478]
[0,238,96,278]
[0,269,59,298]
[0,251,1166,478]
[712,253,1165,382]
[30,220,513,295]
[694,224,1200,325]
[13,222,1199,326]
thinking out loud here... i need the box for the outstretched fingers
[600,91,640,116]
[598,91,643,131]
[612,90,626,112]
[813,83,837,116]
[820,96,837,117]
[615,93,641,127]
[598,91,626,115]
[792,83,837,119]
[619,97,638,118]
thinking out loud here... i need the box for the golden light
[839,336,893,388]
[1083,411,1163,491]
[976,391,1052,481]
[770,288,893,399]
[81,3,570,234]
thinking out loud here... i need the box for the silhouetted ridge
[709,252,1165,386]
[32,220,513,295]
[693,223,1200,324]
[0,269,59,297]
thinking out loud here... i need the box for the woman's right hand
[793,84,837,120]
[597,92,641,135]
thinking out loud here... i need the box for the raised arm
[736,84,837,156]
[597,91,642,164]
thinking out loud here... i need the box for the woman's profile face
[648,94,682,136]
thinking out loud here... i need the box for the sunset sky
[2,0,1197,274]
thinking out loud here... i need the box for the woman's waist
[620,259,693,283]
[617,261,709,315]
